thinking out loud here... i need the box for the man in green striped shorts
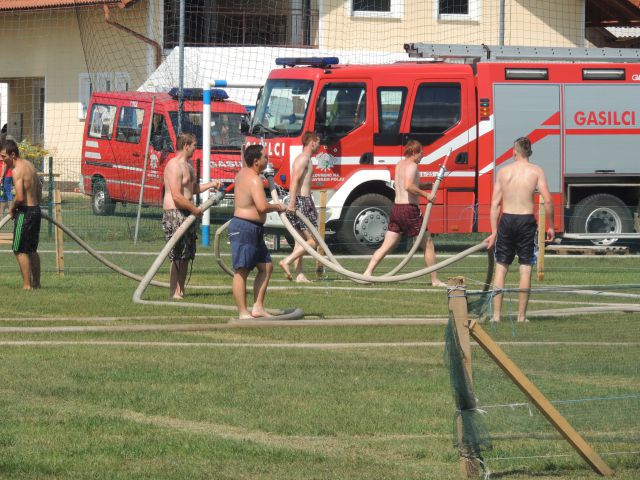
[1,138,42,289]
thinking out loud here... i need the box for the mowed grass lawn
[0,244,639,479]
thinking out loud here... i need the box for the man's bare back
[496,161,546,215]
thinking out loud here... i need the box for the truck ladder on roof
[404,43,640,62]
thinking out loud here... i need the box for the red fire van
[80,88,248,215]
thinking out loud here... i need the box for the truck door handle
[132,153,141,157]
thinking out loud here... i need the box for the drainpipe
[104,4,163,68]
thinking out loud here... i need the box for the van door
[403,79,475,233]
[313,80,373,185]
[112,101,152,204]
[148,111,175,205]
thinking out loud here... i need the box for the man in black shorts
[1,138,42,289]
[363,140,445,286]
[486,137,555,322]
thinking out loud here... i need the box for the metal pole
[201,83,211,246]
[499,0,505,46]
[47,156,53,238]
[178,0,185,133]
[134,96,156,244]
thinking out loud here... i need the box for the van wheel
[92,179,115,216]
[568,193,633,246]
[337,193,392,255]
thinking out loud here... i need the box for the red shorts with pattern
[387,204,422,238]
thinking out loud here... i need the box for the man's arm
[485,174,503,249]
[250,176,285,214]
[193,179,221,194]
[287,154,308,211]
[404,163,435,202]
[168,164,201,216]
[536,168,555,242]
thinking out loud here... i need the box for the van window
[409,83,461,145]
[315,83,366,143]
[377,87,407,133]
[88,103,117,140]
[169,111,248,149]
[116,106,145,144]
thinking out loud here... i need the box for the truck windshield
[251,79,313,137]
[169,111,248,149]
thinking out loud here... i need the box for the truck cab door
[112,101,151,203]
[402,79,475,233]
[313,80,373,183]
[148,112,174,204]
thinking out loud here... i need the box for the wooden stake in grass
[537,195,545,281]
[54,189,65,276]
[447,276,480,478]
[316,190,327,279]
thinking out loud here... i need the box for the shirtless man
[364,140,445,286]
[229,144,286,319]
[485,137,554,323]
[279,131,321,282]
[1,138,42,289]
[162,132,220,299]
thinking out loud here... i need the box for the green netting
[444,312,492,460]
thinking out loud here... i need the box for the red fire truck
[80,88,248,215]
[250,45,640,254]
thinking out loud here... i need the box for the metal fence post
[47,156,54,238]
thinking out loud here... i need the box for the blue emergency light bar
[275,57,339,68]
[168,87,229,101]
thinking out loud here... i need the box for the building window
[353,0,390,12]
[436,0,480,21]
[350,0,402,19]
[78,72,131,120]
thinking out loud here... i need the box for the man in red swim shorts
[363,140,445,286]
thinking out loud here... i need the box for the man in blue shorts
[229,144,285,319]
[486,137,554,322]
[1,138,42,289]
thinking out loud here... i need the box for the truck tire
[337,193,393,255]
[568,193,633,246]
[92,179,116,216]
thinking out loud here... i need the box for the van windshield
[251,79,313,137]
[169,111,248,149]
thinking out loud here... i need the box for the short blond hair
[514,137,532,157]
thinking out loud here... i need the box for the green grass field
[1,231,639,479]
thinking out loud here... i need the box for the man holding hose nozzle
[229,144,286,319]
[364,140,445,286]
[162,132,220,299]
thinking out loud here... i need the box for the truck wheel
[568,193,633,246]
[337,193,392,255]
[92,179,116,216]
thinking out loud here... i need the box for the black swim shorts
[12,205,41,254]
[494,213,537,265]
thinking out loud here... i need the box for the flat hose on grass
[132,191,304,320]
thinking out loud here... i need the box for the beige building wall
[319,0,584,51]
